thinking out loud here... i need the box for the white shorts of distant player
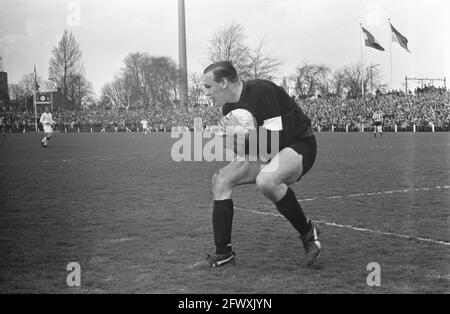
[43,124,53,136]
[373,122,383,133]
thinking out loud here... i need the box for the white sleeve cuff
[262,116,283,131]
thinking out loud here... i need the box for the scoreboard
[35,92,52,104]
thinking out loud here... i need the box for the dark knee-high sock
[212,199,234,254]
[275,188,310,236]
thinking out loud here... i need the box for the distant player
[39,106,55,147]
[373,109,384,138]
[140,118,151,135]
[0,115,5,137]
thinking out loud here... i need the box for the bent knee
[212,172,231,191]
[255,173,278,194]
[212,172,235,199]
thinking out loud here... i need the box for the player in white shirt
[140,119,150,135]
[39,106,56,147]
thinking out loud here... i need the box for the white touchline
[235,206,450,247]
[234,185,450,247]
[297,185,450,202]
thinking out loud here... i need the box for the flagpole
[34,65,38,132]
[360,23,364,98]
[360,23,364,63]
[389,18,393,90]
[34,92,37,132]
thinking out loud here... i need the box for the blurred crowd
[1,88,449,132]
[301,89,450,131]
[0,103,222,132]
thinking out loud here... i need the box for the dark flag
[390,23,411,53]
[361,27,385,51]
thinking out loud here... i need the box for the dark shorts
[286,135,317,180]
[374,122,382,126]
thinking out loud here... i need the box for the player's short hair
[203,61,239,83]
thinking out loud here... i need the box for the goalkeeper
[193,61,320,268]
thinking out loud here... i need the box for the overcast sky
[1,0,449,95]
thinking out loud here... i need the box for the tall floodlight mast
[178,0,189,107]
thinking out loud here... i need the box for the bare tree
[337,62,386,98]
[294,62,331,97]
[206,22,250,76]
[206,23,283,80]
[189,72,212,106]
[67,74,94,109]
[340,62,364,98]
[0,55,4,71]
[122,53,179,110]
[365,64,386,95]
[143,56,179,110]
[247,39,283,80]
[49,30,89,109]
[122,52,146,108]
[18,73,43,96]
[8,84,23,101]
[101,53,179,110]
[100,76,127,110]
[327,69,347,97]
[9,73,41,111]
[41,80,57,91]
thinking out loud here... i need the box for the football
[221,109,256,134]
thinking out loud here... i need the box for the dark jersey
[222,79,313,149]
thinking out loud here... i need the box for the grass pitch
[0,132,449,293]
